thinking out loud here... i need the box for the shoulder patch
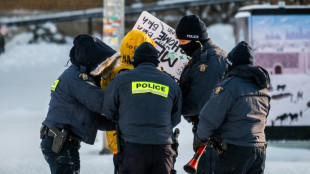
[50,80,59,91]
[214,86,224,95]
[79,73,89,81]
[198,64,208,72]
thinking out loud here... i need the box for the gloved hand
[193,131,207,152]
[183,116,199,125]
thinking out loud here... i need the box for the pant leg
[197,147,217,174]
[214,144,255,174]
[149,145,175,174]
[119,142,146,174]
[246,146,266,174]
[113,153,122,174]
[40,136,80,174]
[119,142,175,174]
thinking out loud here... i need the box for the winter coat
[43,34,120,145]
[197,65,271,147]
[103,62,182,145]
[179,39,227,118]
[100,30,155,153]
[42,64,116,145]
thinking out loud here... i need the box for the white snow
[0,23,309,174]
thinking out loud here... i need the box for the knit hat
[176,15,208,41]
[132,42,159,67]
[226,41,254,71]
[69,34,117,74]
[120,30,155,66]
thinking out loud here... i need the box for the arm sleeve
[197,87,233,141]
[98,115,116,131]
[68,75,106,114]
[102,78,120,122]
[181,60,222,116]
[171,86,182,127]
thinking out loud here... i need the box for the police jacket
[197,65,271,147]
[101,30,155,153]
[179,39,227,117]
[103,62,182,145]
[42,64,115,145]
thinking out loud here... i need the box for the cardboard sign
[133,11,189,82]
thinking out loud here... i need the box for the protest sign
[133,11,189,82]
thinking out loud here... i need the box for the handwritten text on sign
[133,11,189,82]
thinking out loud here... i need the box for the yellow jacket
[102,30,155,153]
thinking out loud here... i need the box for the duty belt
[40,125,81,144]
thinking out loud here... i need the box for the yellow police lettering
[132,81,169,98]
[136,83,141,88]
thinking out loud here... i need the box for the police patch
[198,64,208,72]
[79,73,89,81]
[214,86,224,95]
[132,81,169,98]
[50,79,59,91]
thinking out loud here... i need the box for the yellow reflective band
[132,81,169,98]
[50,80,59,91]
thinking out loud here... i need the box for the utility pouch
[50,126,67,154]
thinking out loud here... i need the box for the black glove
[183,116,199,125]
[193,131,207,152]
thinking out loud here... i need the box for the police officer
[40,34,117,174]
[194,41,271,174]
[103,42,182,174]
[175,14,227,173]
[98,29,155,173]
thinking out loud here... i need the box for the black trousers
[214,144,266,174]
[119,142,175,174]
[40,136,81,174]
[196,147,218,174]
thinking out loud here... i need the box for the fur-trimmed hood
[90,52,121,77]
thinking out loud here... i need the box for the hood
[120,30,155,65]
[69,34,117,75]
[90,53,121,76]
[226,65,270,89]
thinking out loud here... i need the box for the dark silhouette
[296,91,303,102]
[271,93,292,100]
[289,113,298,124]
[277,84,286,91]
[275,113,288,126]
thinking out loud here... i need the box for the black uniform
[179,39,227,118]
[40,34,117,174]
[196,41,271,174]
[103,42,182,174]
[176,14,227,174]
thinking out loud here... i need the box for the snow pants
[214,144,266,174]
[40,136,81,174]
[119,142,175,174]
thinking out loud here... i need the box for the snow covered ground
[0,24,310,174]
